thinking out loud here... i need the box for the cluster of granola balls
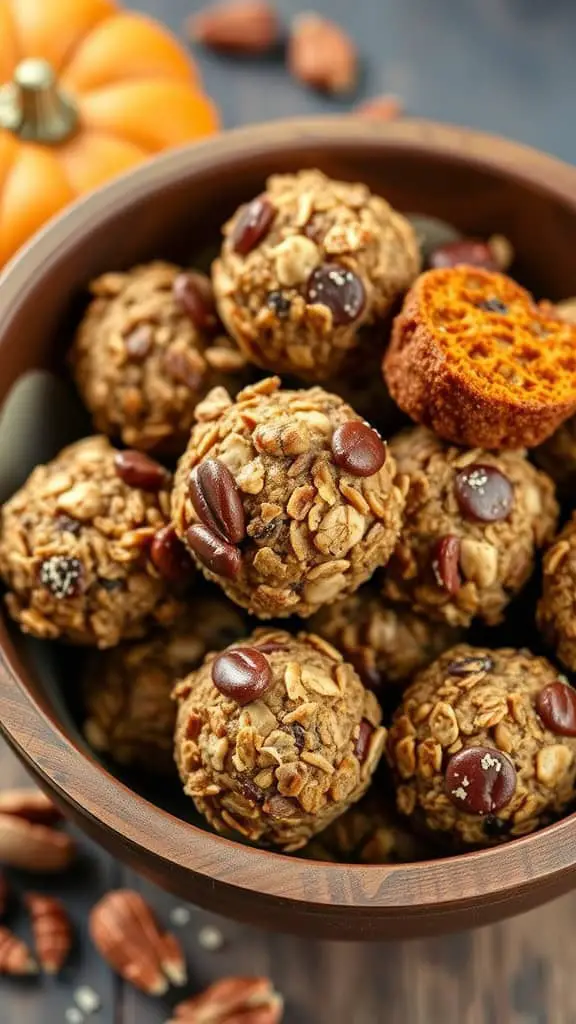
[2,169,576,859]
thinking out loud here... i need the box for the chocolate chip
[98,577,124,592]
[355,719,374,764]
[306,264,366,326]
[211,646,273,705]
[445,746,516,815]
[476,298,509,314]
[186,524,242,579]
[39,556,84,599]
[454,464,514,523]
[173,272,218,333]
[431,535,461,595]
[151,525,195,586]
[124,324,153,360]
[536,681,576,736]
[188,459,245,545]
[331,421,386,477]
[483,814,511,837]
[266,291,291,318]
[288,722,306,753]
[231,195,276,255]
[429,239,498,271]
[54,515,81,536]
[304,216,326,245]
[113,450,169,492]
[163,349,203,390]
[447,653,495,676]
[238,776,265,804]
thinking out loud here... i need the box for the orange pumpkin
[0,0,219,266]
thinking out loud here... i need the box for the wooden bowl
[1,118,576,941]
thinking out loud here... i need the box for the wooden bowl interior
[2,120,576,938]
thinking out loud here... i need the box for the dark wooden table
[5,0,576,1020]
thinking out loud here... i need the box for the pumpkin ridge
[56,8,117,81]
[7,0,118,75]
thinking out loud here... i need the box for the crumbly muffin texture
[70,262,249,454]
[387,645,576,847]
[213,170,420,380]
[304,793,432,863]
[383,267,576,449]
[382,427,558,627]
[0,437,186,647]
[174,628,385,851]
[83,594,247,775]
[538,515,576,672]
[310,585,462,688]
[172,377,405,618]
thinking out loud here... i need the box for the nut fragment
[288,13,358,94]
[0,813,75,872]
[0,926,37,975]
[169,976,284,1023]
[25,893,73,974]
[187,0,280,53]
[89,890,187,995]
[0,788,62,825]
[355,94,403,120]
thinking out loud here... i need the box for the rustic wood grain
[3,735,576,1024]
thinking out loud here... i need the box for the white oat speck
[452,786,468,801]
[65,1010,83,1024]
[198,925,225,952]
[170,905,192,927]
[465,468,489,491]
[480,752,501,772]
[74,986,101,1015]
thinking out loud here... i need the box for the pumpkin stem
[0,59,78,144]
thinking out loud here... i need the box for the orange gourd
[0,0,219,267]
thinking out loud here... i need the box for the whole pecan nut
[170,976,284,1023]
[89,890,187,996]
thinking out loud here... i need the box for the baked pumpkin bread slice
[383,266,576,449]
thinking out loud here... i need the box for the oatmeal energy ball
[83,594,247,775]
[213,169,420,380]
[304,793,431,864]
[70,262,249,454]
[538,514,576,672]
[382,427,558,627]
[172,377,406,618]
[0,437,192,647]
[174,628,385,851]
[388,645,576,846]
[310,585,462,689]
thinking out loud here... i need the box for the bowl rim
[2,115,576,917]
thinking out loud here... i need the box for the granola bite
[83,594,247,775]
[305,793,431,863]
[383,267,576,449]
[310,585,462,689]
[174,627,385,851]
[172,377,405,618]
[534,416,576,498]
[213,169,420,380]
[70,262,249,455]
[538,515,576,672]
[0,437,191,647]
[382,427,558,627]
[387,645,576,846]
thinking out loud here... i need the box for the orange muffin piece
[383,267,576,449]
